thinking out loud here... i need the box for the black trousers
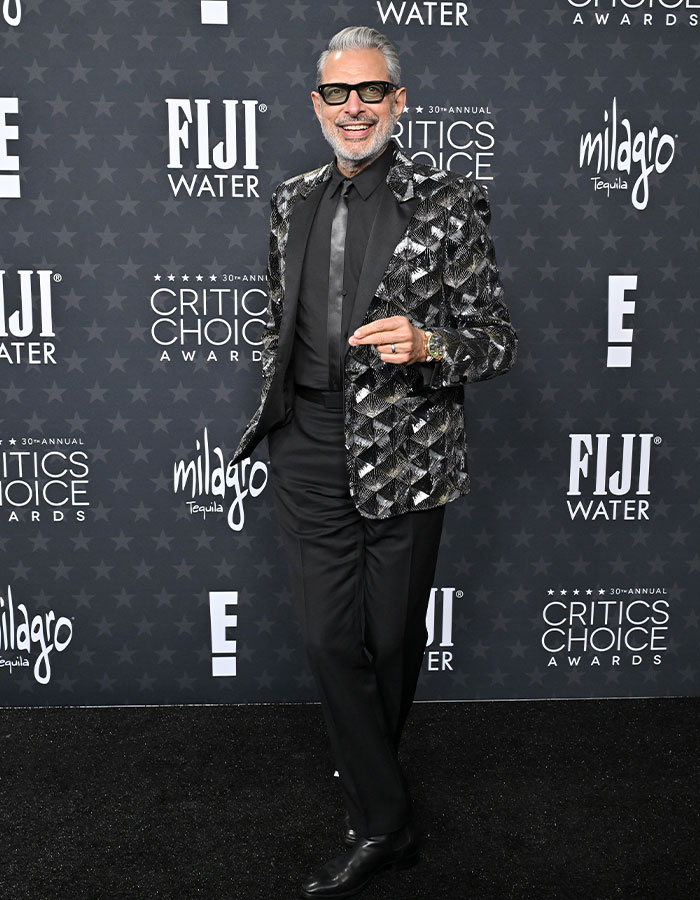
[267,390,445,838]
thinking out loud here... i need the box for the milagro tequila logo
[166,98,262,199]
[2,1,21,26]
[173,428,268,531]
[579,98,676,210]
[0,585,73,684]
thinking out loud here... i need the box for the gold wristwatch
[423,330,444,361]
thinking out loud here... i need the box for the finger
[378,350,410,363]
[353,316,405,339]
[350,328,409,346]
[376,342,409,355]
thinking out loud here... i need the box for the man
[232,26,517,898]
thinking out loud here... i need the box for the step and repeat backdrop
[1,0,698,705]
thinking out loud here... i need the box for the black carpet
[1,698,698,899]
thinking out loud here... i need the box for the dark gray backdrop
[1,0,698,705]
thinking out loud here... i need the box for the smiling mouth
[338,121,375,135]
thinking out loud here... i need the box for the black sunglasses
[317,81,398,105]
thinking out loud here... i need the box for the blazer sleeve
[415,179,517,390]
[231,188,281,461]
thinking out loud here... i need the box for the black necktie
[327,178,352,391]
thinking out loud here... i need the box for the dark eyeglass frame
[316,81,398,105]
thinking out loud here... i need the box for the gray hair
[316,26,401,86]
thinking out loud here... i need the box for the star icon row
[153,273,220,282]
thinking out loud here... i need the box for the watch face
[427,333,443,358]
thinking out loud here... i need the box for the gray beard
[320,111,396,174]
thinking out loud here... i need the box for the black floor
[1,698,699,900]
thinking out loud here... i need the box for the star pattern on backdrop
[0,0,697,704]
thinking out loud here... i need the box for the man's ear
[311,91,322,123]
[393,87,406,118]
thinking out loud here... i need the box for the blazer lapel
[276,181,326,368]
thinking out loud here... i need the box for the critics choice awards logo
[394,104,494,180]
[0,584,73,685]
[541,588,669,669]
[566,433,661,521]
[165,98,262,199]
[0,437,90,524]
[0,268,62,365]
[579,99,676,210]
[567,0,700,26]
[173,428,268,532]
[149,272,266,365]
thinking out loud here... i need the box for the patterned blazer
[232,142,517,519]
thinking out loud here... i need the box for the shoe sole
[299,850,420,899]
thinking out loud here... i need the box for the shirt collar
[329,142,395,200]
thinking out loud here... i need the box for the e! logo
[200,0,228,24]
[0,97,20,198]
[607,275,637,368]
[209,590,237,676]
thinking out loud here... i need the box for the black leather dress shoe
[342,811,357,846]
[300,825,419,898]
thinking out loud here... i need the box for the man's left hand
[348,316,426,364]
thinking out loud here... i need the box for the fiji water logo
[0,585,73,684]
[567,433,659,521]
[165,98,261,199]
[579,98,675,210]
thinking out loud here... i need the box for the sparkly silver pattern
[234,147,517,518]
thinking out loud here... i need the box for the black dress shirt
[293,143,394,390]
